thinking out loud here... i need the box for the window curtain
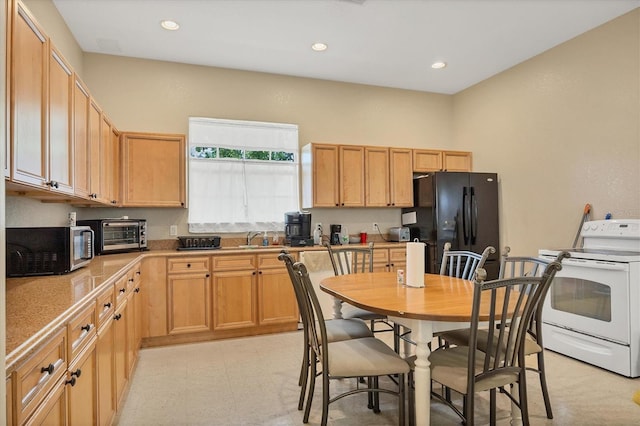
[188,117,299,233]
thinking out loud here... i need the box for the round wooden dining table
[320,271,522,426]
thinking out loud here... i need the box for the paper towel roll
[405,241,425,288]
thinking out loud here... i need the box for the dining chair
[440,242,497,280]
[439,247,571,419]
[324,242,395,337]
[291,259,410,426]
[426,258,564,426]
[278,252,373,411]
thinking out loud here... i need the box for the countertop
[5,242,407,369]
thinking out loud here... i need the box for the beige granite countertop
[5,241,406,369]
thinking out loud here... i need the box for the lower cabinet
[211,266,257,331]
[23,377,66,426]
[96,316,115,426]
[373,247,407,272]
[167,256,211,334]
[113,301,128,410]
[66,339,97,425]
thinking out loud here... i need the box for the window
[188,117,299,233]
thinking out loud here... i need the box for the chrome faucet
[246,231,262,245]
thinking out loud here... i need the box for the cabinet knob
[71,369,82,378]
[81,324,91,332]
[129,278,134,283]
[120,288,126,294]
[114,313,122,321]
[104,302,112,309]
[41,363,55,375]
[135,287,140,293]
[187,263,191,268]
[205,274,210,278]
[65,377,77,387]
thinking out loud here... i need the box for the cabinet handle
[46,181,59,188]
[81,324,91,332]
[119,288,126,294]
[187,263,191,268]
[205,274,210,278]
[71,369,82,378]
[114,313,122,321]
[41,363,55,375]
[90,193,97,198]
[65,377,77,387]
[134,287,140,293]
[104,302,112,309]
[252,271,256,275]
[136,271,141,276]
[258,271,262,275]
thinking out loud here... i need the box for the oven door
[541,256,630,344]
[101,222,142,252]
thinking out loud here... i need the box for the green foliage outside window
[190,146,294,162]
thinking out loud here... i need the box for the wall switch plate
[170,225,178,236]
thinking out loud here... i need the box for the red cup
[360,232,367,244]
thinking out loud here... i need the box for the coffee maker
[330,224,342,245]
[284,211,313,247]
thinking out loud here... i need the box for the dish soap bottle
[262,231,269,246]
[313,223,323,245]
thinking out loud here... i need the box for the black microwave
[6,226,95,277]
[77,219,147,254]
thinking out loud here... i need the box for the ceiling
[51,0,640,95]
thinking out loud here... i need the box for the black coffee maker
[330,224,342,245]
[284,211,313,247]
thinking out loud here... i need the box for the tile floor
[115,330,640,425]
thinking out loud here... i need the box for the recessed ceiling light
[311,42,328,52]
[160,20,180,31]
[431,61,447,69]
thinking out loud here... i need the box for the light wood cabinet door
[141,257,168,338]
[24,377,66,426]
[212,269,257,331]
[96,319,115,426]
[111,126,121,205]
[442,150,472,171]
[11,3,47,188]
[339,145,365,207]
[167,273,211,334]
[73,76,91,199]
[112,302,128,411]
[309,143,339,207]
[257,254,298,326]
[100,115,114,205]
[88,99,102,201]
[389,148,413,207]
[47,46,74,195]
[413,149,443,172]
[388,247,407,272]
[121,132,186,207]
[7,375,13,426]
[67,341,97,426]
[364,146,390,207]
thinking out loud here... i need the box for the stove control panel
[581,219,640,238]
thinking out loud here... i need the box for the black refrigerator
[401,172,500,279]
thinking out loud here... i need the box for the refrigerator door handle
[470,187,478,245]
[462,187,470,245]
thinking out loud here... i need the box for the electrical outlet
[372,222,378,231]
[170,225,178,236]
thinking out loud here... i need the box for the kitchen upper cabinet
[442,150,472,171]
[301,143,365,208]
[121,132,186,207]
[388,148,413,207]
[47,46,74,195]
[10,3,48,189]
[100,114,119,206]
[88,99,102,202]
[365,147,413,207]
[413,149,472,172]
[73,76,91,199]
[339,145,365,207]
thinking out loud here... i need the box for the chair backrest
[324,242,374,275]
[498,246,570,343]
[466,259,563,395]
[439,242,496,280]
[278,251,309,329]
[291,261,329,370]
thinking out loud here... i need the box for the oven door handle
[561,258,629,271]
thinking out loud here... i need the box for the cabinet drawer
[67,303,96,362]
[114,274,129,306]
[257,253,293,269]
[168,257,209,274]
[212,254,255,271]
[96,285,115,330]
[372,249,389,264]
[389,248,407,263]
[14,328,67,424]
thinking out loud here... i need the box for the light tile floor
[115,331,640,425]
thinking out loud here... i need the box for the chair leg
[393,323,401,353]
[537,351,554,419]
[518,374,531,426]
[398,373,406,426]
[489,389,496,425]
[303,358,317,423]
[464,394,473,426]
[367,377,374,409]
[321,370,330,426]
[298,346,309,410]
[373,376,381,413]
